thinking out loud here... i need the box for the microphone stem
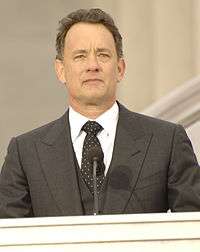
[93,159,98,215]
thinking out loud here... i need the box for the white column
[153,0,195,99]
[116,0,155,111]
[193,0,200,75]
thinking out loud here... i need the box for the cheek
[64,64,78,83]
[107,65,119,82]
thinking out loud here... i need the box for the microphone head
[88,146,103,162]
[88,146,105,176]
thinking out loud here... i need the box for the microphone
[88,147,105,215]
[88,146,105,176]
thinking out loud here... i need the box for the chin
[83,95,105,106]
[86,95,115,107]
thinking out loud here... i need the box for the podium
[0,212,200,251]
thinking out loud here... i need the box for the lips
[83,78,103,84]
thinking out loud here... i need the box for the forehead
[64,22,116,51]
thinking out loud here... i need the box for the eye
[98,53,110,58]
[74,54,86,60]
[97,53,110,62]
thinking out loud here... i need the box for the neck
[69,100,115,119]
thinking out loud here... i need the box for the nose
[86,54,101,72]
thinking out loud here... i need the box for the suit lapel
[36,111,83,216]
[103,104,153,214]
[34,104,153,216]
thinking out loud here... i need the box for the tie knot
[82,121,103,135]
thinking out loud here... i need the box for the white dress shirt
[69,102,119,175]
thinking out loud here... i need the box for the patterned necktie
[81,121,105,194]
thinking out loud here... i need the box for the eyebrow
[72,49,87,55]
[96,48,112,54]
[72,48,112,55]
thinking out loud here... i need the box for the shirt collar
[95,102,119,137]
[69,102,119,143]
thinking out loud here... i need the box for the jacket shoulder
[134,111,178,131]
[119,103,179,133]
[15,112,67,142]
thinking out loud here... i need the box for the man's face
[55,22,125,109]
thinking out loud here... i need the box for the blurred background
[1,0,200,166]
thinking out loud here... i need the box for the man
[0,8,200,218]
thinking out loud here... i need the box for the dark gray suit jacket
[1,103,200,217]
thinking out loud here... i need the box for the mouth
[83,78,103,84]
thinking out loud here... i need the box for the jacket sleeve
[0,137,33,218]
[168,124,200,211]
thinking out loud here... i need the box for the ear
[55,59,66,84]
[117,58,126,83]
